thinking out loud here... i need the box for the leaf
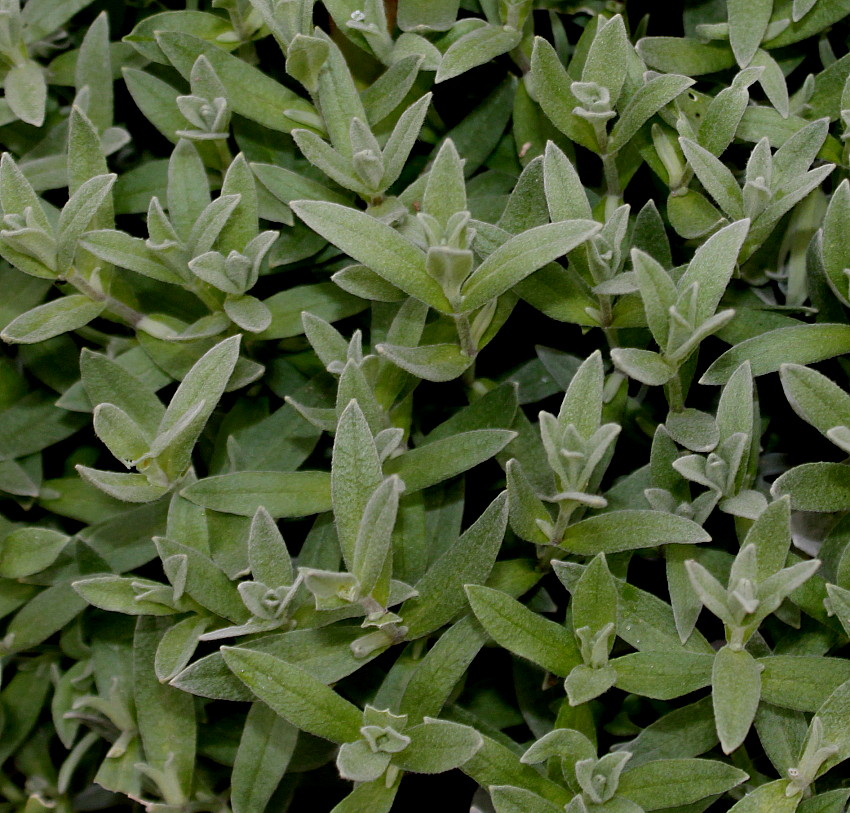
[248,506,292,587]
[1,296,104,344]
[610,348,676,386]
[461,220,600,312]
[618,758,749,810]
[0,527,69,578]
[5,60,46,127]
[701,325,850,385]
[726,780,799,813]
[612,651,714,699]
[231,703,298,813]
[221,647,362,743]
[781,363,850,444]
[352,475,403,595]
[679,138,744,219]
[490,786,563,813]
[771,462,850,512]
[728,0,773,67]
[436,25,522,83]
[402,492,508,638]
[385,430,515,493]
[466,585,579,677]
[81,230,182,284]
[394,718,482,772]
[821,178,850,304]
[181,471,332,517]
[560,510,710,554]
[760,656,850,712]
[376,342,474,382]
[155,31,315,132]
[713,645,762,754]
[291,200,449,310]
[637,37,736,75]
[608,74,695,153]
[76,467,170,503]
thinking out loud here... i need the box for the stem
[454,313,478,358]
[601,151,621,200]
[66,268,174,338]
[666,370,685,412]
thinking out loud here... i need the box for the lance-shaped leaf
[701,324,850,385]
[780,363,850,442]
[436,25,522,84]
[611,348,677,386]
[352,475,404,596]
[393,718,482,773]
[290,200,450,310]
[466,585,579,677]
[180,471,332,517]
[248,506,292,587]
[6,60,47,127]
[384,430,515,493]
[680,138,745,219]
[0,527,70,579]
[221,647,363,744]
[608,74,695,153]
[333,399,383,566]
[713,644,762,754]
[460,220,600,312]
[490,786,562,813]
[728,0,773,67]
[402,492,508,638]
[771,462,850,512]
[612,651,714,699]
[1,295,105,344]
[559,510,710,554]
[617,758,749,809]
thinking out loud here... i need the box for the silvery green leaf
[436,24,522,83]
[81,230,182,284]
[221,647,363,743]
[133,617,196,795]
[826,583,850,639]
[665,408,718,453]
[248,506,292,587]
[231,703,298,813]
[224,294,272,333]
[181,470,332,517]
[72,575,186,615]
[632,249,676,350]
[564,663,617,705]
[393,718,482,772]
[187,194,242,257]
[712,644,762,754]
[573,553,617,641]
[698,67,763,156]
[560,510,710,554]
[461,220,601,312]
[1,295,104,345]
[617,759,748,810]
[380,93,432,189]
[781,363,850,444]
[93,402,150,468]
[820,178,850,305]
[679,221,749,329]
[771,462,850,511]
[726,779,799,812]
[385,430,515,493]
[333,264,404,302]
[352,475,404,596]
[402,491,507,638]
[612,651,714,699]
[397,0,458,31]
[423,138,467,226]
[291,200,450,310]
[332,399,383,566]
[57,174,116,268]
[582,14,629,107]
[5,60,46,127]
[506,458,552,544]
[759,655,850,712]
[465,584,579,677]
[337,740,392,782]
[804,678,850,778]
[751,49,789,118]
[76,466,170,503]
[251,161,351,208]
[361,55,423,124]
[701,324,850,385]
[608,73,695,153]
[558,350,603,437]
[376,342,474,382]
[490,786,562,813]
[155,31,316,133]
[153,615,210,683]
[329,779,399,813]
[727,0,773,68]
[679,138,745,219]
[0,527,70,578]
[80,348,164,436]
[285,33,329,92]
[291,128,366,195]
[610,348,676,386]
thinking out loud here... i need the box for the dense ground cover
[4,0,850,810]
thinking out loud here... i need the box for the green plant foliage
[4,1,850,810]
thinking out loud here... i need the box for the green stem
[454,313,478,359]
[665,369,685,412]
